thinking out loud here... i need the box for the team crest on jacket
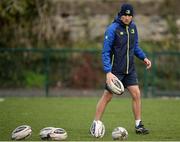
[131,29,135,34]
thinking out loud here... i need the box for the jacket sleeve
[134,26,146,60]
[102,24,116,73]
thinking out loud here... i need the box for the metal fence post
[151,52,156,97]
[44,49,50,97]
[143,67,148,98]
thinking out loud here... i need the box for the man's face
[120,15,133,25]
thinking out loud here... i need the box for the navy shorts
[105,71,138,91]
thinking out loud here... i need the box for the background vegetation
[0,0,179,93]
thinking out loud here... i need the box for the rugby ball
[39,127,55,140]
[107,78,124,95]
[112,127,128,140]
[49,128,68,141]
[90,120,105,138]
[11,125,32,140]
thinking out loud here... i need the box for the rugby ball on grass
[11,125,32,140]
[39,127,55,140]
[49,127,68,141]
[40,127,67,141]
[90,120,105,138]
[112,127,128,140]
[107,78,124,95]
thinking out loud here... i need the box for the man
[91,3,151,135]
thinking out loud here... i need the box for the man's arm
[134,26,151,69]
[102,23,117,73]
[134,26,146,60]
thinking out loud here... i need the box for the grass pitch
[0,97,180,141]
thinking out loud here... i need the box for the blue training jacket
[102,15,146,74]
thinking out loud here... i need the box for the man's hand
[144,58,151,70]
[106,72,117,85]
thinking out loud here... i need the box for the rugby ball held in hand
[11,125,32,140]
[107,78,124,95]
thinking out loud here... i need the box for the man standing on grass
[90,3,151,136]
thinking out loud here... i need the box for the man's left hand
[144,58,151,69]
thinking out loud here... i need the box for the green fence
[0,48,179,97]
[144,51,180,97]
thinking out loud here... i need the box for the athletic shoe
[135,121,149,134]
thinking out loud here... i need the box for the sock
[135,120,141,127]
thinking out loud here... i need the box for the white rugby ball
[11,125,32,140]
[112,127,128,140]
[49,128,68,141]
[107,77,124,95]
[39,127,55,140]
[90,120,105,138]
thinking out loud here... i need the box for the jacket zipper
[126,25,130,74]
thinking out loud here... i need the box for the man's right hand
[106,72,117,85]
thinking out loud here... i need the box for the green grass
[0,97,180,141]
